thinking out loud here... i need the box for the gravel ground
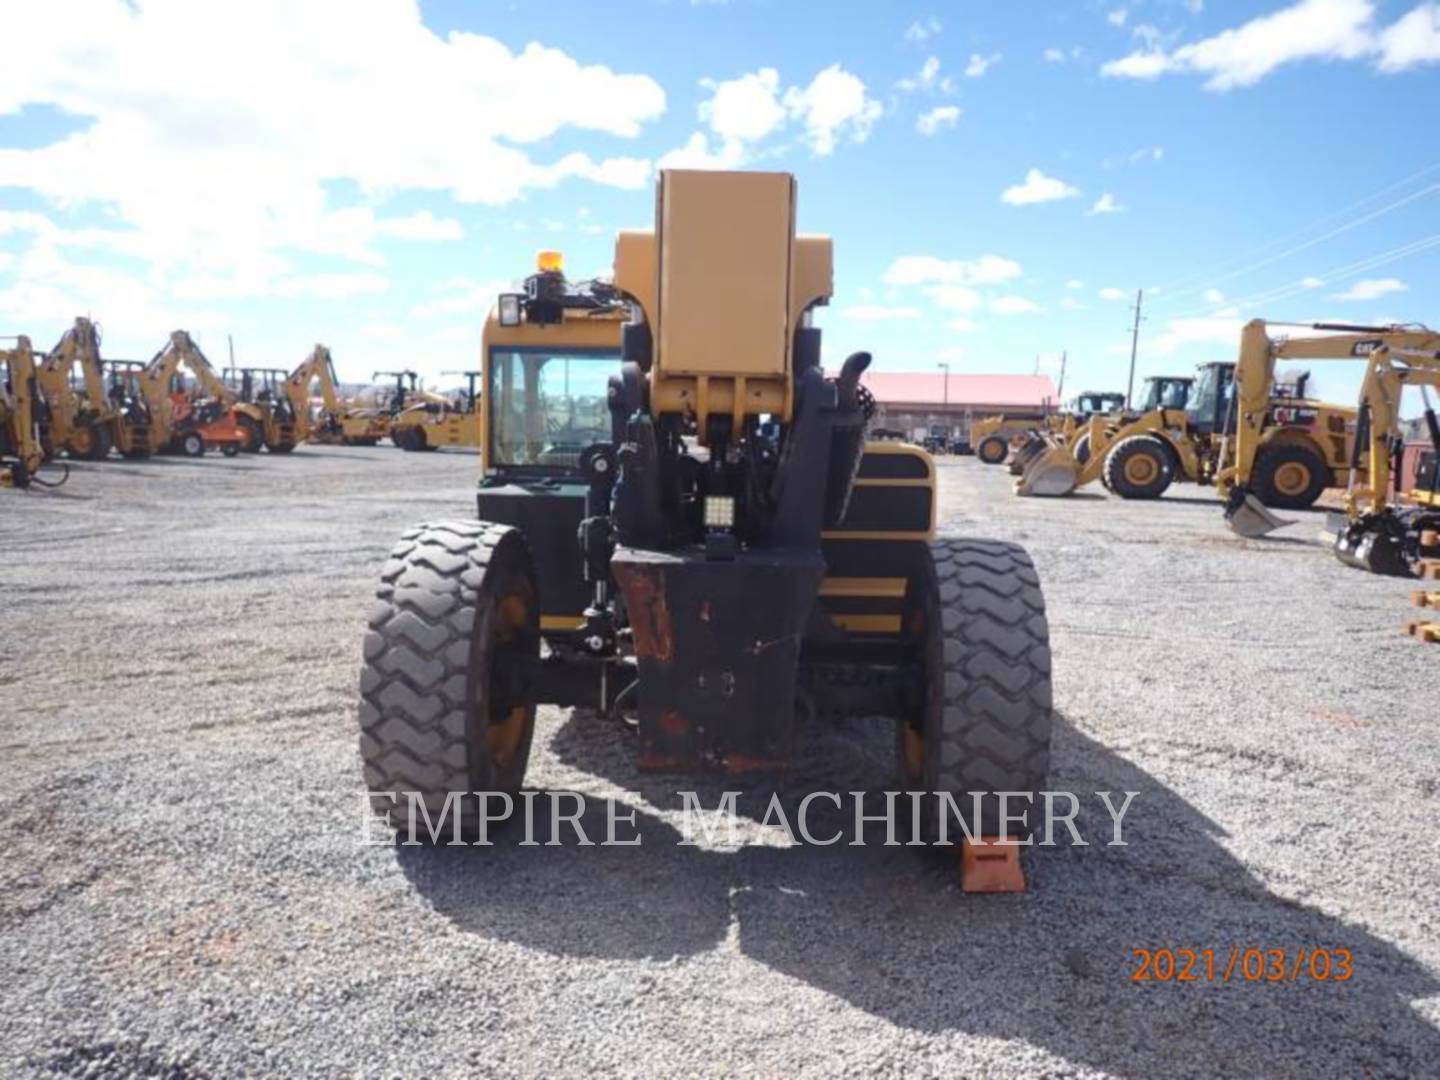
[2,445,1438,1079]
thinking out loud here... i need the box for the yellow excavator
[285,345,387,445]
[389,370,482,451]
[224,366,298,453]
[1317,345,1440,576]
[2,336,52,488]
[1219,321,1440,537]
[138,331,246,457]
[34,317,152,460]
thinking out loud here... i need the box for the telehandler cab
[358,172,1053,876]
[35,317,152,460]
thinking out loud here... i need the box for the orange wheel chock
[960,836,1027,894]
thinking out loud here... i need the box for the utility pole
[1056,350,1067,401]
[937,361,950,406]
[228,334,235,369]
[1125,289,1144,409]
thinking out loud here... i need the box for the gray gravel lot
[2,446,1438,1078]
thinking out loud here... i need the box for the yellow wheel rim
[1124,454,1159,486]
[981,441,1005,463]
[486,578,534,771]
[1274,462,1310,497]
[70,429,94,454]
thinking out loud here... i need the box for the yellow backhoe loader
[389,370,482,451]
[285,345,387,446]
[34,317,152,460]
[1017,324,1383,505]
[224,366,298,453]
[357,172,1054,892]
[1314,345,1440,576]
[2,336,54,489]
[1219,322,1440,537]
[139,331,246,457]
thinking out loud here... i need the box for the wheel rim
[1274,461,1310,496]
[70,428,94,455]
[1124,453,1159,486]
[981,441,1004,463]
[485,581,535,772]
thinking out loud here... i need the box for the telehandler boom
[358,171,1054,886]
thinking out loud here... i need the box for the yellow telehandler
[34,317,152,460]
[285,345,387,446]
[357,171,1054,890]
[389,370,482,451]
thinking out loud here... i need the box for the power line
[1148,160,1440,299]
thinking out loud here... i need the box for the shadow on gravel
[398,712,1440,1077]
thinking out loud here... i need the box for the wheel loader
[358,171,1053,881]
[223,366,298,453]
[1316,345,1440,576]
[1017,326,1372,504]
[34,317,152,460]
[285,345,387,446]
[138,332,247,457]
[2,337,49,489]
[1007,377,1193,478]
[389,370,482,451]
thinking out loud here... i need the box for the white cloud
[947,318,982,333]
[783,65,883,155]
[1330,277,1408,301]
[1108,8,1130,27]
[0,0,663,321]
[897,56,955,94]
[359,321,406,340]
[905,16,943,43]
[1099,286,1128,301]
[1378,3,1440,71]
[883,254,1023,286]
[656,131,746,170]
[937,346,967,362]
[965,52,1002,77]
[916,105,961,135]
[1144,314,1245,356]
[410,277,513,319]
[1061,296,1089,311]
[990,295,1041,315]
[702,68,787,142]
[1001,168,1080,206]
[1088,193,1124,215]
[374,211,465,242]
[926,286,984,312]
[1301,276,1325,288]
[1101,0,1439,89]
[1065,279,1085,289]
[840,304,922,320]
[1204,288,1226,303]
[1044,47,1068,63]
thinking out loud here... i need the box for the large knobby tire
[69,421,113,461]
[359,522,540,837]
[900,537,1053,841]
[1103,435,1174,499]
[1251,443,1328,510]
[237,416,263,453]
[977,435,1009,466]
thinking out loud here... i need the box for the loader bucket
[1015,445,1080,497]
[1223,489,1294,539]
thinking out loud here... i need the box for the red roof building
[859,371,1059,440]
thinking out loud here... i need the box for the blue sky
[1,0,1437,406]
